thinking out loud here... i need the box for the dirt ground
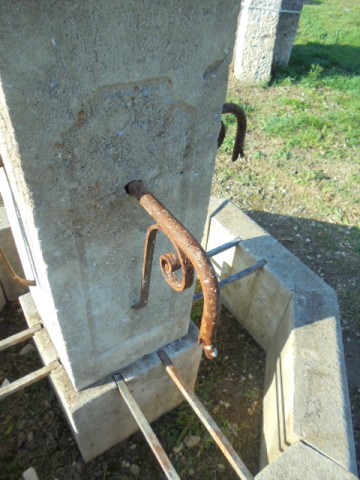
[0,301,265,480]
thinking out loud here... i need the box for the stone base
[20,293,202,462]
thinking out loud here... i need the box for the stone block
[273,0,304,67]
[234,0,282,83]
[205,198,358,477]
[0,1,240,390]
[256,441,358,480]
[262,304,356,473]
[20,293,202,461]
[0,205,28,301]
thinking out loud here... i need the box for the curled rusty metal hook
[126,181,219,359]
[217,103,247,161]
[131,223,194,309]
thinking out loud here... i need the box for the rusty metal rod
[114,373,180,480]
[0,360,60,401]
[126,181,219,359]
[0,247,36,287]
[158,350,254,480]
[0,324,42,352]
[193,260,267,302]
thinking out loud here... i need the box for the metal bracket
[114,372,180,480]
[0,360,59,401]
[0,320,59,401]
[114,350,254,480]
[193,259,267,302]
[0,324,43,352]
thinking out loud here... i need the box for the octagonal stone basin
[206,198,358,480]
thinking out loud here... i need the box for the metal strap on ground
[193,259,267,302]
[0,360,60,400]
[114,373,180,480]
[0,324,42,352]
[158,350,254,480]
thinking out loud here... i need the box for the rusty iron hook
[131,223,194,309]
[126,180,219,360]
[217,103,247,161]
[0,247,36,287]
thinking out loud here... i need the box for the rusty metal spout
[126,180,219,359]
[0,247,36,287]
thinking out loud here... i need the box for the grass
[218,68,359,225]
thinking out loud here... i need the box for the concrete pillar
[273,0,304,67]
[234,0,282,83]
[0,1,240,392]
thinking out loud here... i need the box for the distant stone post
[234,0,303,83]
[273,0,304,67]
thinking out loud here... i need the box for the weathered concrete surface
[0,1,240,390]
[20,293,202,461]
[234,0,282,83]
[206,198,358,477]
[256,441,359,480]
[0,204,28,301]
[273,0,304,67]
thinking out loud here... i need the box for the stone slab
[20,293,202,461]
[0,205,28,301]
[234,0,282,83]
[205,198,358,477]
[262,302,356,475]
[273,0,304,67]
[0,1,240,390]
[256,441,358,480]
